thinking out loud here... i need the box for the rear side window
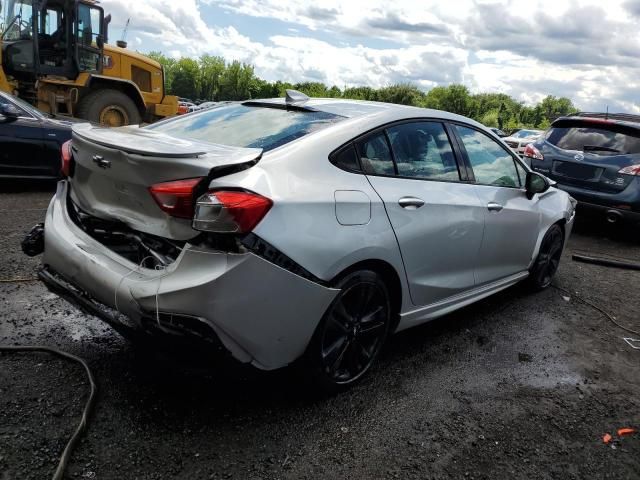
[331,144,361,172]
[148,104,343,152]
[455,125,521,187]
[386,122,460,181]
[546,122,640,155]
[356,132,395,175]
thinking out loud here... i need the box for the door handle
[487,202,503,212]
[398,197,425,209]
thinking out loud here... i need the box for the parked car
[490,127,507,137]
[503,129,544,156]
[524,112,640,227]
[0,91,76,179]
[29,92,575,390]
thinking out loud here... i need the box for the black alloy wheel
[529,224,564,290]
[308,270,392,391]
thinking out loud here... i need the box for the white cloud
[100,0,640,112]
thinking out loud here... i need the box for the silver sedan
[32,91,575,391]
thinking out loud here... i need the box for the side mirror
[0,102,21,121]
[525,171,550,199]
[96,34,104,49]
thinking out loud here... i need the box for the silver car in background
[34,92,575,391]
[503,129,544,156]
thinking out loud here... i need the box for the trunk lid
[68,124,262,240]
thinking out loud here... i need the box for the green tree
[171,57,201,100]
[539,95,577,123]
[376,84,424,106]
[424,84,472,115]
[199,54,226,100]
[218,61,256,100]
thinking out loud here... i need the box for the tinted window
[546,122,640,155]
[148,104,343,152]
[456,126,521,187]
[356,132,395,175]
[386,122,459,181]
[332,144,361,172]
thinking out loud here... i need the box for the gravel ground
[1,180,639,480]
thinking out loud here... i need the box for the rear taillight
[61,140,73,177]
[192,190,272,233]
[523,143,544,160]
[149,177,204,219]
[618,164,640,176]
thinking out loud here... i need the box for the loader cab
[1,0,104,81]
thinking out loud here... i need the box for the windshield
[546,122,640,155]
[514,130,540,138]
[148,103,344,152]
[0,92,44,119]
[1,0,34,41]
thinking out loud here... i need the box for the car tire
[303,270,392,394]
[527,224,564,291]
[77,89,141,127]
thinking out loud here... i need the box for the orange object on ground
[603,433,613,443]
[617,428,636,436]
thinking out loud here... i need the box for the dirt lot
[1,180,639,480]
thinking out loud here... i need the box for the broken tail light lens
[61,140,73,177]
[523,143,544,161]
[618,165,640,176]
[192,190,272,233]
[149,178,204,219]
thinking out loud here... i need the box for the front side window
[386,122,460,181]
[76,4,101,46]
[148,104,343,152]
[356,132,395,175]
[455,125,521,187]
[2,0,34,41]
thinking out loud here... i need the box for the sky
[101,0,640,112]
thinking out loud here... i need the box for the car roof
[248,97,487,129]
[554,113,640,131]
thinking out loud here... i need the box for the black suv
[524,112,640,227]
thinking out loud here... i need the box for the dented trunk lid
[69,124,262,240]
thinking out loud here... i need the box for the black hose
[0,345,97,480]
[572,254,640,271]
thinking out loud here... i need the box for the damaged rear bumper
[41,181,339,370]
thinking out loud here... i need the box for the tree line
[147,52,578,130]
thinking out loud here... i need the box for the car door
[359,121,485,307]
[0,99,46,177]
[452,124,541,285]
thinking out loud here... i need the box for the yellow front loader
[0,0,178,126]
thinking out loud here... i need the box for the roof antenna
[285,89,310,107]
[605,105,609,120]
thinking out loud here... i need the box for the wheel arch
[82,75,146,116]
[331,259,403,332]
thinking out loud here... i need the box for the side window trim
[449,122,524,189]
[381,129,399,176]
[444,122,473,182]
[330,118,470,183]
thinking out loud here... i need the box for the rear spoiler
[72,123,263,161]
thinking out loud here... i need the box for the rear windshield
[546,121,640,155]
[147,103,343,152]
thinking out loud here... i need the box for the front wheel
[528,224,564,291]
[77,89,141,127]
[304,270,392,393]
